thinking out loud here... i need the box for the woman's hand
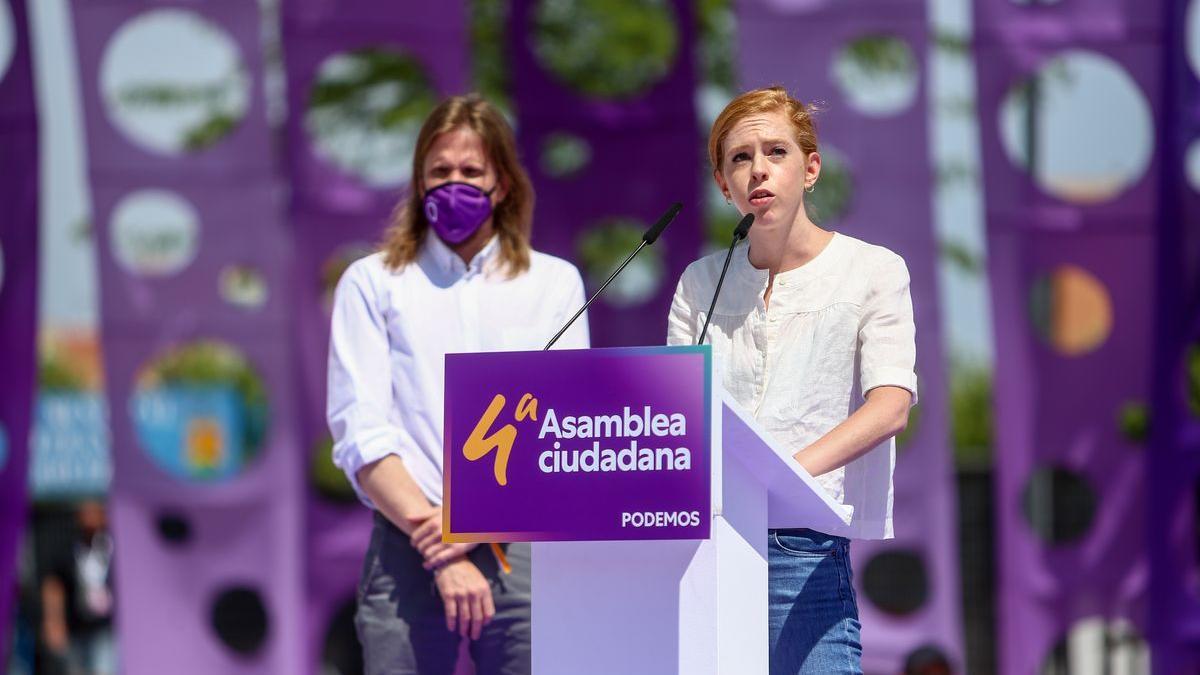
[409,507,479,570]
[432,557,495,639]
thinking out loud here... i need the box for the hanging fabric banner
[974,1,1162,671]
[0,0,39,660]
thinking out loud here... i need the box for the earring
[805,183,815,194]
[724,194,731,205]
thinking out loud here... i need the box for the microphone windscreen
[734,213,755,239]
[642,202,683,245]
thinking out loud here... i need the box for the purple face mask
[423,181,496,245]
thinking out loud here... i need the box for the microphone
[543,202,683,350]
[641,202,679,245]
[697,213,754,345]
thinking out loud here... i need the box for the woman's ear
[713,168,729,199]
[806,151,822,186]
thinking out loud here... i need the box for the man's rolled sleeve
[326,260,414,508]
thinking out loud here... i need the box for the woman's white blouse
[327,235,590,509]
[667,232,917,539]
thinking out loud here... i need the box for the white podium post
[531,382,852,675]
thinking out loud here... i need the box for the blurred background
[0,0,1195,673]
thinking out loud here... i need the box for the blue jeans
[768,529,863,675]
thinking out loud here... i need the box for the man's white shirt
[327,235,590,509]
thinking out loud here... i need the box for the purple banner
[282,0,468,217]
[973,2,1162,672]
[70,1,273,181]
[508,0,701,349]
[739,1,963,671]
[974,0,1162,46]
[973,40,1162,233]
[987,229,1153,673]
[88,178,291,331]
[1147,0,1200,671]
[0,0,37,660]
[445,347,711,542]
[72,1,306,672]
[109,492,302,674]
[279,2,472,671]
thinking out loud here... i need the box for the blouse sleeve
[858,253,919,404]
[666,271,698,346]
[326,259,420,507]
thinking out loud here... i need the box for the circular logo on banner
[100,8,250,155]
[532,0,679,100]
[831,35,919,117]
[541,132,592,179]
[1189,0,1200,81]
[577,219,665,308]
[110,189,200,277]
[210,586,269,655]
[1029,264,1112,357]
[999,50,1152,204]
[1187,139,1200,193]
[1020,465,1097,543]
[1042,618,1146,674]
[219,265,268,310]
[0,0,15,84]
[131,341,269,483]
[305,48,438,188]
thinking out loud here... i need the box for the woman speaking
[668,86,917,674]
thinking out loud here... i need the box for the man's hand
[433,558,495,639]
[409,507,478,570]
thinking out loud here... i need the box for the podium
[444,346,852,675]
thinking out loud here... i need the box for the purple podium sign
[444,346,712,542]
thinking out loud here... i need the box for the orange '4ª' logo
[463,393,538,486]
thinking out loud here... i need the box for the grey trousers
[356,511,532,675]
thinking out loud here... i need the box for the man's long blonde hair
[381,95,534,276]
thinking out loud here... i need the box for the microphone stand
[697,213,754,345]
[544,202,683,350]
[543,240,647,350]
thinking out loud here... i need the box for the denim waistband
[768,527,847,543]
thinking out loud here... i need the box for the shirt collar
[733,231,842,290]
[773,231,842,286]
[421,233,501,277]
[732,240,769,290]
